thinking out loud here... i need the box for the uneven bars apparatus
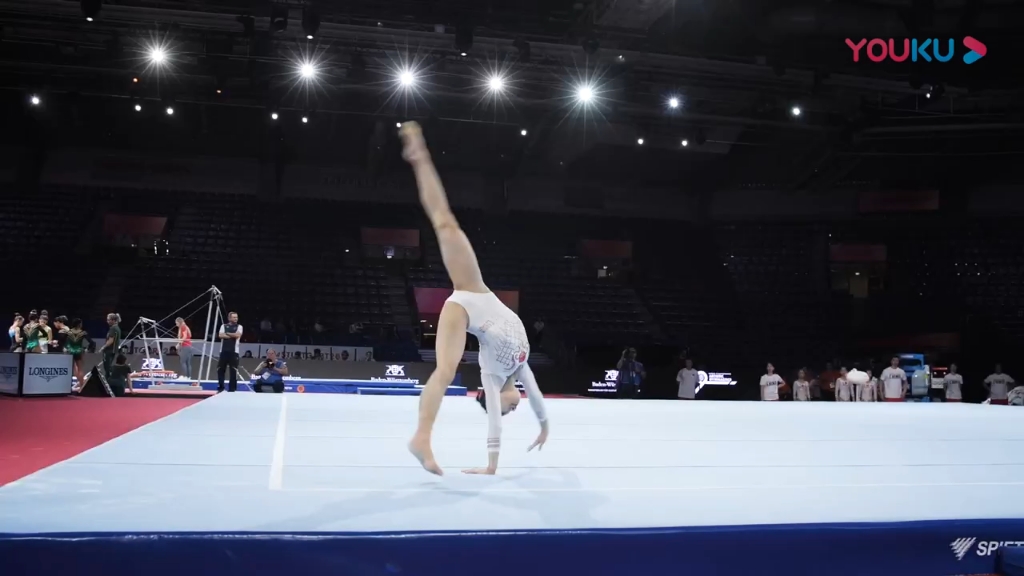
[131,285,224,381]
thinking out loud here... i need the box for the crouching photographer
[254,348,288,393]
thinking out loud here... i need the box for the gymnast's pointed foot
[409,434,443,476]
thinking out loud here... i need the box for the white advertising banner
[0,353,21,394]
[22,354,74,395]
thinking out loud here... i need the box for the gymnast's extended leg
[401,121,482,474]
[400,122,487,294]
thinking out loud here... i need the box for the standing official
[216,312,243,393]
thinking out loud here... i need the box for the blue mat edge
[3,519,1023,576]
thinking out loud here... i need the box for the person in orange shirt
[819,362,840,402]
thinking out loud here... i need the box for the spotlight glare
[681,139,689,147]
[460,52,467,57]
[399,70,415,87]
[271,112,279,120]
[149,47,166,64]
[299,62,316,79]
[306,34,314,40]
[791,105,802,116]
[134,104,142,112]
[165,106,174,115]
[637,138,644,145]
[30,95,40,105]
[396,122,402,128]
[302,116,309,123]
[668,97,679,109]
[520,129,528,136]
[488,75,505,92]
[86,16,93,22]
[132,77,139,83]
[576,84,594,103]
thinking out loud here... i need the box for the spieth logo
[28,367,70,382]
[950,537,1024,560]
[950,538,976,561]
[385,365,405,377]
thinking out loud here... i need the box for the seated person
[107,354,134,397]
[253,348,288,393]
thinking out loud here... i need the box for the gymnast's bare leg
[401,121,487,475]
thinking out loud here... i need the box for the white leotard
[447,290,546,454]
[446,290,530,377]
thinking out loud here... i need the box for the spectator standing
[819,362,840,401]
[532,318,545,348]
[793,369,811,401]
[880,356,908,402]
[983,363,1015,405]
[835,367,854,402]
[675,358,699,400]
[175,317,194,380]
[217,312,243,393]
[943,363,964,403]
[616,347,644,399]
[253,348,288,393]
[759,362,784,402]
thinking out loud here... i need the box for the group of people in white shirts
[755,358,1016,404]
[673,355,1017,404]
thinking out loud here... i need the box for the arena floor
[1,394,1023,575]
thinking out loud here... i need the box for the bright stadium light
[637,138,644,145]
[399,69,416,87]
[30,95,40,106]
[488,75,505,93]
[681,139,689,147]
[149,47,167,64]
[576,84,594,103]
[271,112,279,120]
[520,129,528,136]
[299,62,316,79]
[134,103,142,112]
[165,106,174,115]
[668,97,680,109]
[791,105,802,117]
[302,116,308,123]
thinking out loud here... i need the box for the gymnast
[400,121,549,476]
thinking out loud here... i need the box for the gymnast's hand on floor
[528,421,549,452]
[399,121,430,165]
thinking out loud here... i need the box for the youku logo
[384,365,405,377]
[28,366,70,382]
[845,36,986,64]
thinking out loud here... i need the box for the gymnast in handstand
[400,121,549,476]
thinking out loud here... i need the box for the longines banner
[0,353,21,395]
[22,353,74,396]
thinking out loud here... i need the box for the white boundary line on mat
[278,480,1024,493]
[269,395,288,490]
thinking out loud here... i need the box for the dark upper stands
[3,186,1023,371]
